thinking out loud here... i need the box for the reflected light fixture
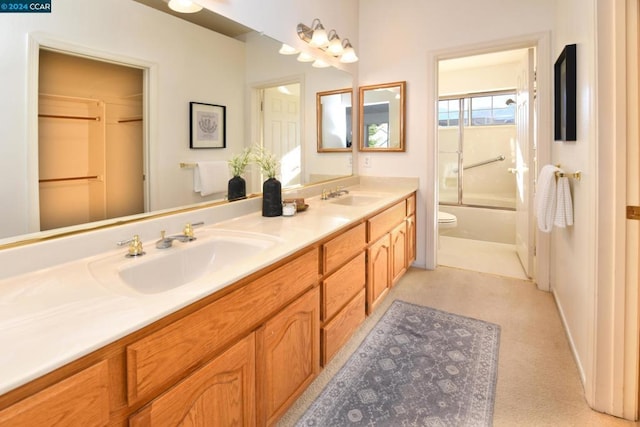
[167,0,202,13]
[297,52,315,63]
[312,59,330,68]
[279,44,299,55]
[296,19,358,64]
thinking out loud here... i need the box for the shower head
[505,98,516,106]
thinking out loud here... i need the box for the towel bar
[180,162,197,168]
[555,170,581,181]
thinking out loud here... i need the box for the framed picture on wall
[189,102,226,148]
[554,44,577,141]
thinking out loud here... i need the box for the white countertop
[0,181,417,396]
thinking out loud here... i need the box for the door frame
[429,32,552,289]
[26,33,154,233]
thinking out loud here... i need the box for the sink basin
[89,231,279,295]
[329,191,388,207]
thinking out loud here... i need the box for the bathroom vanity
[0,180,416,426]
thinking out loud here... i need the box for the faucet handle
[118,234,145,258]
[183,221,203,240]
[183,223,194,239]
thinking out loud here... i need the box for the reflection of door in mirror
[38,50,144,231]
[317,88,353,152]
[261,84,301,187]
[358,81,406,152]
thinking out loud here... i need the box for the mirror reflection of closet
[316,88,353,152]
[38,49,144,231]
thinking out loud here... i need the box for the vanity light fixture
[326,30,344,56]
[279,44,299,55]
[339,39,359,63]
[297,19,358,63]
[312,59,330,68]
[167,0,202,13]
[297,52,315,63]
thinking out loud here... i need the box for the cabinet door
[129,333,256,427]
[406,214,416,267]
[391,221,407,286]
[367,233,391,314]
[0,361,110,427]
[257,287,320,426]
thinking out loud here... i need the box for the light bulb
[297,52,315,63]
[312,59,330,68]
[167,0,202,13]
[327,37,344,56]
[279,44,299,55]
[339,41,358,63]
[309,23,328,47]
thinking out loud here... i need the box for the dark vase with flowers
[262,177,282,217]
[228,176,246,201]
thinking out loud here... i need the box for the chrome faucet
[155,222,203,249]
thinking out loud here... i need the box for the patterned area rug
[296,300,500,426]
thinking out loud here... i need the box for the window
[439,91,515,127]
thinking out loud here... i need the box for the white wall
[550,0,598,407]
[0,0,246,239]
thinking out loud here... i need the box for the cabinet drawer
[322,222,366,273]
[322,252,365,321]
[368,201,406,243]
[322,288,366,365]
[130,333,256,427]
[406,193,416,216]
[0,361,110,427]
[127,248,319,405]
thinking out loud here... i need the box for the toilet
[438,211,457,247]
[438,211,458,230]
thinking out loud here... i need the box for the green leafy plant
[227,146,252,177]
[252,145,279,179]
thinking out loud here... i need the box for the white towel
[535,164,561,233]
[554,176,574,228]
[193,161,228,196]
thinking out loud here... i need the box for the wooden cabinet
[322,288,366,363]
[367,233,391,314]
[126,249,318,405]
[320,224,367,366]
[257,287,320,426]
[391,221,407,286]
[406,214,416,267]
[405,193,416,267]
[130,333,256,427]
[0,190,418,426]
[0,361,110,427]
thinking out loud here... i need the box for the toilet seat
[438,211,457,229]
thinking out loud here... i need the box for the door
[514,48,536,278]
[262,84,301,187]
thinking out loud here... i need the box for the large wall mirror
[0,0,353,247]
[316,88,353,152]
[358,81,406,152]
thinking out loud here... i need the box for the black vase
[228,175,246,201]
[262,177,282,217]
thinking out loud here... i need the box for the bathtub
[439,200,516,244]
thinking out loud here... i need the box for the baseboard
[551,288,587,387]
